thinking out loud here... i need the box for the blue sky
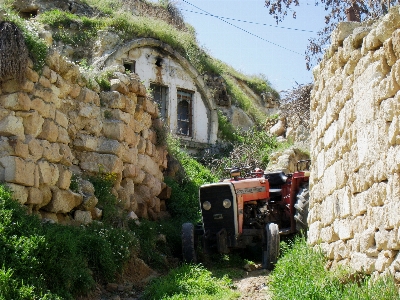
[175,0,328,92]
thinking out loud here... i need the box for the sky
[175,0,328,92]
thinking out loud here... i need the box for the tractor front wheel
[182,222,197,263]
[262,223,280,270]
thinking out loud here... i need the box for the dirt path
[233,269,272,300]
[82,261,273,300]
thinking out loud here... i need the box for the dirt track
[233,269,272,300]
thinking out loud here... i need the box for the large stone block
[57,165,72,190]
[0,92,31,111]
[97,138,124,156]
[55,110,69,128]
[74,210,92,225]
[78,103,101,119]
[102,120,125,141]
[0,115,24,139]
[27,187,43,205]
[109,108,130,124]
[9,139,29,159]
[78,152,123,174]
[110,79,129,95]
[73,133,98,151]
[350,252,377,273]
[31,98,55,119]
[79,195,98,212]
[320,226,339,243]
[124,125,136,146]
[43,187,82,213]
[100,91,126,109]
[122,147,138,164]
[69,83,81,98]
[57,127,70,144]
[333,218,354,240]
[0,156,35,186]
[5,183,28,204]
[331,22,361,48]
[321,195,335,226]
[38,161,60,186]
[123,164,138,178]
[59,144,74,166]
[41,141,62,163]
[27,137,43,161]
[16,110,44,137]
[307,220,322,245]
[37,119,59,142]
[375,250,396,272]
[385,201,400,229]
[375,6,400,43]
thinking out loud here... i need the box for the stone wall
[0,50,168,224]
[308,7,400,281]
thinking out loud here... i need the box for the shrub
[128,219,175,270]
[0,184,138,299]
[201,126,280,180]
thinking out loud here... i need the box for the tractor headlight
[203,201,211,210]
[222,199,231,208]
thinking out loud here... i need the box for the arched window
[177,89,193,136]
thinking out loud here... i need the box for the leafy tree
[264,0,398,69]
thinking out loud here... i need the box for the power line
[180,0,305,56]
[180,8,315,33]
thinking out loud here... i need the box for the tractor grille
[199,184,236,236]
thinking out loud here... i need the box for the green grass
[165,135,218,223]
[217,110,243,143]
[269,236,400,300]
[142,264,239,300]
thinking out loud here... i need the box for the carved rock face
[13,0,98,17]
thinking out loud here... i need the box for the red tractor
[182,161,310,270]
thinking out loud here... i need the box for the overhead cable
[181,0,305,56]
[180,8,315,33]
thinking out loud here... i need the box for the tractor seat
[269,188,282,196]
[264,171,288,186]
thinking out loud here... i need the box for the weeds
[87,169,121,226]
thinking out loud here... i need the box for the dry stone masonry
[0,50,168,224]
[308,7,400,282]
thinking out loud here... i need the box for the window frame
[176,88,194,137]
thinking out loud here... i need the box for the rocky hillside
[5,0,280,132]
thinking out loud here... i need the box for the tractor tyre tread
[182,222,197,263]
[295,183,310,232]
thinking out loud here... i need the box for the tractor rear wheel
[294,183,310,232]
[182,223,197,263]
[262,223,280,270]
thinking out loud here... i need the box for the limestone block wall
[0,50,168,224]
[308,7,400,281]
